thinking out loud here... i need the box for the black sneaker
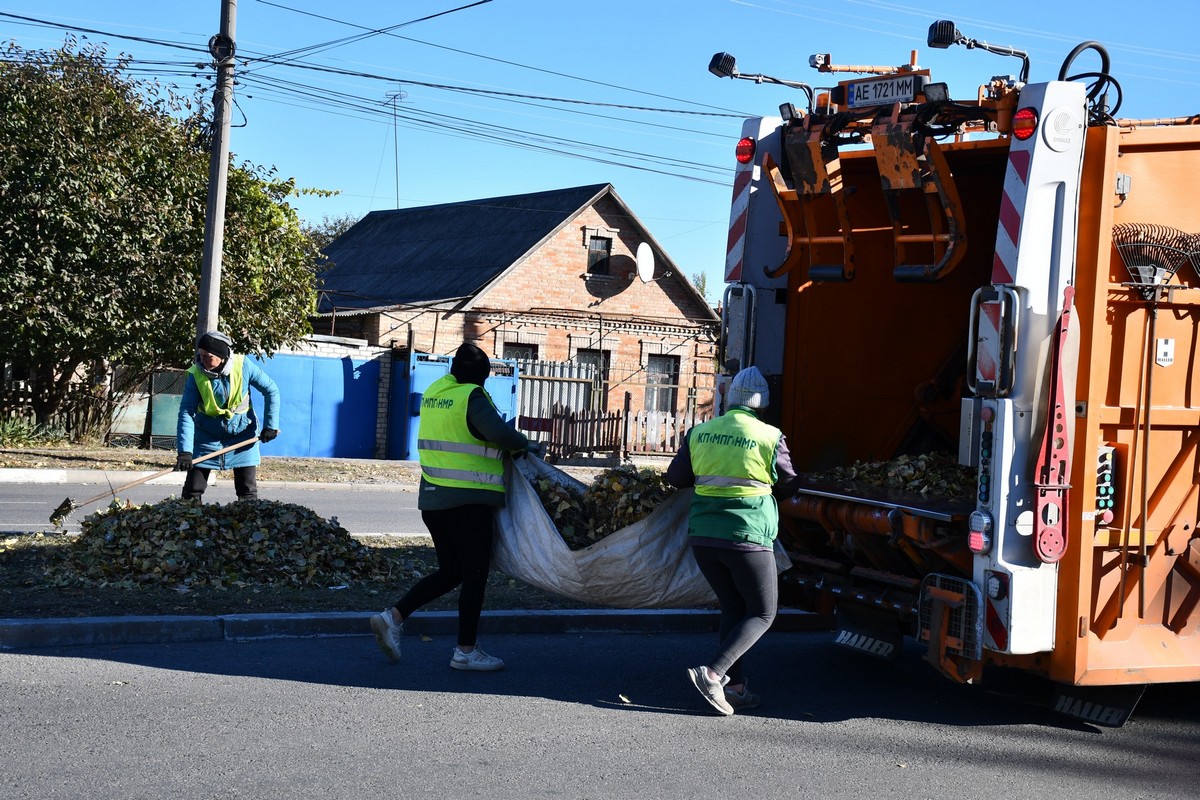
[724,679,761,710]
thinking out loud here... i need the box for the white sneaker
[450,646,505,671]
[687,666,734,715]
[370,610,403,662]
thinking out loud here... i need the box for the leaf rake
[49,437,260,526]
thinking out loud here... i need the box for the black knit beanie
[196,332,232,361]
[450,342,491,385]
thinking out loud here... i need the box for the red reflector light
[1012,107,1038,141]
[735,137,756,164]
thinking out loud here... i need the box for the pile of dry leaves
[531,465,677,550]
[46,498,403,590]
[809,452,976,499]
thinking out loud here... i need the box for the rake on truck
[1106,224,1200,619]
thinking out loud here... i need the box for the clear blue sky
[4,0,1197,301]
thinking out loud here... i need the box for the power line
[254,0,748,115]
[236,74,732,184]
[1,10,739,187]
[246,0,493,72]
[244,55,747,118]
[0,11,208,56]
[1,10,745,118]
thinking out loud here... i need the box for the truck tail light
[985,570,1008,601]
[735,136,756,164]
[968,510,993,554]
[1012,107,1038,140]
[968,529,991,553]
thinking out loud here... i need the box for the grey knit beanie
[726,366,769,409]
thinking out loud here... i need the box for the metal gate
[386,351,519,460]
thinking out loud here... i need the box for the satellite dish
[636,242,655,283]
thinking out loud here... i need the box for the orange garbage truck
[710,20,1200,725]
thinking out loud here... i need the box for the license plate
[845,74,918,109]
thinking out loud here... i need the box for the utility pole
[197,0,238,338]
[385,88,406,208]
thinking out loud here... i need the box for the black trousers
[691,545,778,684]
[395,504,495,647]
[182,466,259,500]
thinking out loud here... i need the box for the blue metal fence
[386,351,519,460]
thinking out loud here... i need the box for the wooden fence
[544,408,625,461]
[530,392,711,461]
[514,358,714,460]
[0,383,114,440]
[624,406,708,455]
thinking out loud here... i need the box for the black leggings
[395,505,495,647]
[182,466,258,500]
[691,545,778,684]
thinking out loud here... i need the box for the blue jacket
[177,357,280,470]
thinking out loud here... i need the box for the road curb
[0,467,415,492]
[0,608,831,650]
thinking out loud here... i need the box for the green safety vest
[689,407,779,498]
[187,355,248,420]
[417,374,505,493]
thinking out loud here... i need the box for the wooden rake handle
[65,436,261,511]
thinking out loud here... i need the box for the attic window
[582,225,619,277]
[587,236,612,275]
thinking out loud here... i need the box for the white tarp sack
[493,457,791,609]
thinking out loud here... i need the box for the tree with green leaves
[302,213,361,254]
[0,38,318,434]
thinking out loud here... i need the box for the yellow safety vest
[187,355,248,420]
[417,374,505,493]
[690,407,779,498]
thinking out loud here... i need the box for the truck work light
[927,20,963,49]
[708,52,738,79]
[925,19,1030,83]
[707,52,815,113]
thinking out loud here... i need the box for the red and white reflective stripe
[976,301,1002,384]
[985,597,1009,651]
[990,149,1032,285]
[725,167,753,282]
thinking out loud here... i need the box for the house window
[644,355,679,414]
[587,237,612,275]
[503,343,538,361]
[574,348,611,410]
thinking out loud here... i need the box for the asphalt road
[3,630,1198,800]
[0,479,424,537]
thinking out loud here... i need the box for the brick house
[312,184,721,428]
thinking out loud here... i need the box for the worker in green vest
[175,331,280,501]
[370,342,537,672]
[666,365,800,715]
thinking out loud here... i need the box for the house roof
[318,184,608,312]
[316,184,714,320]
